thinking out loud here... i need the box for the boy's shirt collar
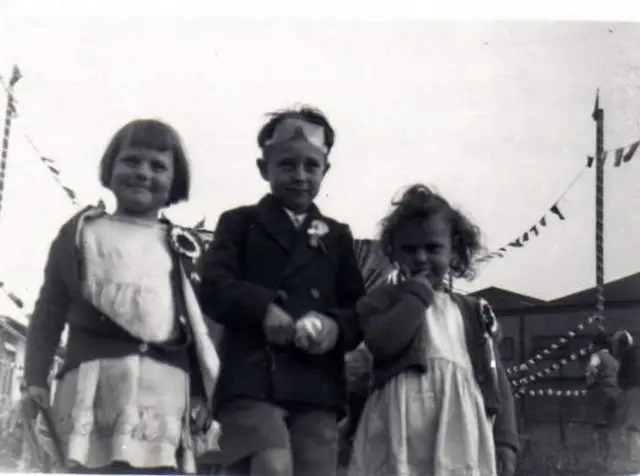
[282,207,307,229]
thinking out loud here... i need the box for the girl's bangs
[124,122,175,151]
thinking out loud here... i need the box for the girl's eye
[150,162,168,172]
[122,155,140,165]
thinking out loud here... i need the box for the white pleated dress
[348,291,497,476]
[51,216,190,470]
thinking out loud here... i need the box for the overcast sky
[1,2,640,318]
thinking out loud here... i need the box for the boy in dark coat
[199,106,365,476]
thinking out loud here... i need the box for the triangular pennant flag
[614,147,625,167]
[63,186,76,199]
[9,65,22,87]
[587,156,594,168]
[522,232,529,242]
[623,141,640,165]
[530,225,539,236]
[539,216,547,227]
[550,204,565,220]
[509,239,523,248]
[7,291,24,309]
[41,156,54,163]
[47,164,60,175]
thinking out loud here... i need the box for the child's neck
[113,207,160,224]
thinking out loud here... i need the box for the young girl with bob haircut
[22,119,220,474]
[348,184,519,476]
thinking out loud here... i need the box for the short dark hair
[379,184,484,280]
[99,119,190,206]
[257,105,336,153]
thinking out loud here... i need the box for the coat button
[310,288,321,299]
[139,343,149,353]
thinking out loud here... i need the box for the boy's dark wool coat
[199,194,365,413]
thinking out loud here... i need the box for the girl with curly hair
[348,184,519,476]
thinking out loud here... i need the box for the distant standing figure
[613,330,640,430]
[585,333,620,427]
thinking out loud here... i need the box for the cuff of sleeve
[495,438,520,454]
[244,287,279,327]
[397,280,433,306]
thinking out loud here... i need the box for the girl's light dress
[51,216,190,470]
[348,291,497,476]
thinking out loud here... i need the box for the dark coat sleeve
[24,222,72,390]
[493,337,520,454]
[327,225,366,352]
[199,209,277,333]
[359,280,433,361]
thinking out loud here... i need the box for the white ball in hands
[294,315,324,350]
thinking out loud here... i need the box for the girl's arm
[326,225,366,352]
[359,280,433,361]
[199,209,277,333]
[493,342,520,455]
[24,228,71,390]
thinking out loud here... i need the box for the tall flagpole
[592,90,605,330]
[0,65,22,223]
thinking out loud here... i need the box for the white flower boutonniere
[170,227,202,263]
[307,219,329,252]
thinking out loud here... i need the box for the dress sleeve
[326,225,366,352]
[359,280,433,361]
[24,224,72,390]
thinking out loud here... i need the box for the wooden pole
[0,66,20,223]
[593,90,605,329]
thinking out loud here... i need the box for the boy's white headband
[263,118,329,154]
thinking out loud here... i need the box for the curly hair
[378,184,484,280]
[257,105,336,154]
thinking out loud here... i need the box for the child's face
[259,143,329,213]
[109,146,174,218]
[392,215,453,288]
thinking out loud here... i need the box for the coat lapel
[253,195,298,252]
[281,205,326,280]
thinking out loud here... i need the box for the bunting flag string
[0,86,82,207]
[506,314,598,376]
[38,156,80,206]
[588,139,640,168]
[477,166,588,264]
[510,345,592,388]
[514,387,588,399]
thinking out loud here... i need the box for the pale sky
[1,2,640,318]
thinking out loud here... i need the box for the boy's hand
[264,304,295,345]
[295,311,339,355]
